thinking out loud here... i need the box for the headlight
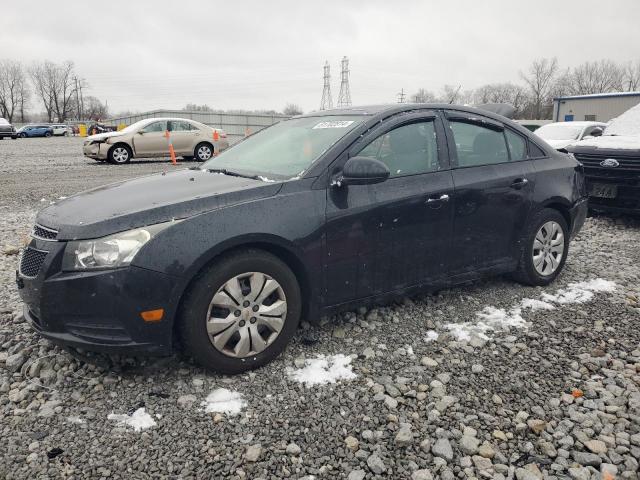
[62,222,175,271]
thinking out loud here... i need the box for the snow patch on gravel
[107,408,156,431]
[287,354,356,387]
[425,330,439,342]
[66,416,86,424]
[446,278,616,341]
[541,279,616,304]
[201,388,246,415]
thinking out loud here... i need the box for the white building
[552,92,640,123]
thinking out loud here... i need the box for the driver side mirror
[332,156,390,187]
[137,130,145,135]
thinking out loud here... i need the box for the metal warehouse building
[553,91,640,123]
[106,110,290,144]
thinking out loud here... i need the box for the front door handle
[426,194,450,204]
[510,178,529,189]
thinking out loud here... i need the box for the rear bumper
[17,257,180,355]
[569,197,588,239]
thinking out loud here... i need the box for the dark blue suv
[17,125,54,138]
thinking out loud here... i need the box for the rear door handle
[510,178,529,189]
[426,194,450,204]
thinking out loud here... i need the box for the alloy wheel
[532,221,564,276]
[197,145,212,160]
[112,147,129,163]
[206,272,287,358]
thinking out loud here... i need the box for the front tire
[19,133,26,138]
[179,249,301,374]
[44,132,52,137]
[108,144,132,164]
[512,208,569,286]
[194,142,214,161]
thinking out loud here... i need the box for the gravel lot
[1,137,639,480]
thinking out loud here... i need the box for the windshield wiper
[206,168,261,180]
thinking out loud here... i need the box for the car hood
[569,135,640,152]
[86,131,125,142]
[37,169,282,240]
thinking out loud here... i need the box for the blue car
[17,125,54,138]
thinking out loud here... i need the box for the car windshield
[604,103,640,136]
[535,123,583,141]
[201,115,364,179]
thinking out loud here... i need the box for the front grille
[575,153,640,181]
[32,224,58,241]
[19,248,48,278]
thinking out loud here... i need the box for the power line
[320,61,333,110]
[397,88,406,103]
[337,56,352,108]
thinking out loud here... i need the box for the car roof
[297,103,519,123]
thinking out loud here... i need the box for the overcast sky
[2,0,639,115]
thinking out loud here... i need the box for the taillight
[220,132,227,138]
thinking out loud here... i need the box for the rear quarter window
[505,130,527,161]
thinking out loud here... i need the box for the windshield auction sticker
[312,121,355,129]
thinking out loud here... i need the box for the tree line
[0,59,108,123]
[408,58,640,119]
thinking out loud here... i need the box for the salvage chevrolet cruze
[17,104,588,373]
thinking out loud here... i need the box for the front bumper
[17,238,179,355]
[83,141,109,160]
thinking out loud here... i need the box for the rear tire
[512,208,569,286]
[44,132,52,137]
[194,142,214,161]
[179,249,301,374]
[108,144,132,164]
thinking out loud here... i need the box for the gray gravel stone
[432,438,454,462]
[366,453,386,474]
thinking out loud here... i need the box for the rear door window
[169,121,193,131]
[449,121,509,167]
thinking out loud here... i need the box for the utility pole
[74,76,81,120]
[397,88,406,103]
[337,56,352,108]
[320,61,333,110]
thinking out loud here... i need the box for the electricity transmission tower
[337,56,352,108]
[397,88,406,103]
[320,61,333,110]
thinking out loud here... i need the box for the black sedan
[17,104,588,373]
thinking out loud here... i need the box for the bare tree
[410,88,436,103]
[473,82,527,116]
[283,103,303,116]
[183,103,214,112]
[622,61,640,91]
[568,60,624,95]
[29,60,77,122]
[520,57,559,119]
[81,96,109,120]
[0,60,29,122]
